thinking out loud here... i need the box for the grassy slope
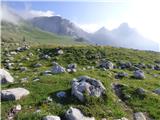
[1,21,87,49]
[1,46,160,120]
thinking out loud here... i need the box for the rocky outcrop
[71,76,106,102]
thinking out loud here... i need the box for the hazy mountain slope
[30,16,90,39]
[90,27,118,46]
[1,21,87,50]
[91,23,159,51]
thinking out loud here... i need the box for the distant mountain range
[1,9,159,51]
[91,23,159,51]
[29,16,159,51]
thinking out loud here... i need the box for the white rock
[0,69,14,84]
[134,112,146,120]
[10,51,17,55]
[82,68,86,71]
[71,76,106,102]
[43,115,61,120]
[57,49,64,55]
[115,117,128,120]
[67,69,72,73]
[65,107,95,120]
[28,52,33,57]
[15,104,22,111]
[1,88,30,101]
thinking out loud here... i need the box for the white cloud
[78,23,101,33]
[19,10,56,19]
[1,4,20,24]
[29,10,55,17]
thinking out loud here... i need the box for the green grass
[1,46,160,120]
[1,21,88,50]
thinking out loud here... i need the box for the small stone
[19,67,27,72]
[15,104,21,111]
[153,88,160,95]
[56,91,66,98]
[43,115,61,120]
[21,77,28,83]
[134,112,147,120]
[133,70,145,79]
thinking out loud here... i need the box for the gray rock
[33,63,42,68]
[134,112,146,120]
[135,88,146,95]
[1,88,30,101]
[22,57,30,61]
[0,69,14,84]
[43,115,61,120]
[65,107,95,120]
[4,59,10,63]
[33,77,40,82]
[43,54,51,59]
[21,78,28,83]
[5,63,14,69]
[19,67,28,72]
[43,70,52,75]
[56,91,66,98]
[115,72,128,79]
[67,63,77,69]
[153,88,160,95]
[118,61,132,69]
[67,63,77,73]
[154,64,160,70]
[99,60,114,69]
[51,62,66,74]
[71,76,106,102]
[133,70,145,79]
[16,46,29,52]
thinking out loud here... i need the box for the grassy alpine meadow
[1,45,160,120]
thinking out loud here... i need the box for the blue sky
[4,1,129,24]
[2,0,160,43]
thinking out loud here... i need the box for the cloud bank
[1,3,56,24]
[0,4,20,24]
[20,10,55,19]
